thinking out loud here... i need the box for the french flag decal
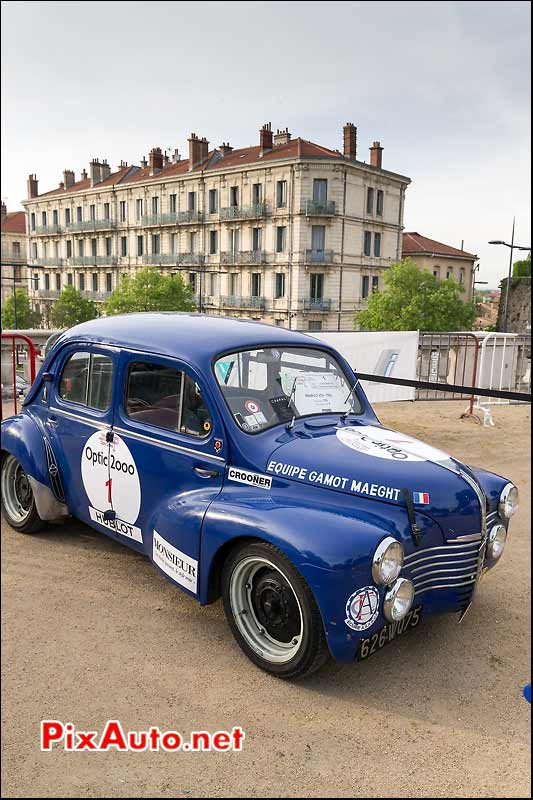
[413,492,430,504]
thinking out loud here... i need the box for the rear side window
[125,361,212,438]
[58,351,114,411]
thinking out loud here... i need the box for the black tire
[221,540,330,679]
[1,453,45,533]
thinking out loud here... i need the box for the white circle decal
[336,425,452,463]
[244,399,260,414]
[81,431,141,524]
[345,586,380,631]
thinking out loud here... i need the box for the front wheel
[221,541,330,679]
[1,453,45,533]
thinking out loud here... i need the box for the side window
[125,362,211,439]
[58,352,114,410]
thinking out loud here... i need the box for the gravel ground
[1,401,531,798]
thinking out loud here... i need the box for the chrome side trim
[48,406,109,430]
[27,475,69,521]
[113,425,226,464]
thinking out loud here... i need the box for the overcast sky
[1,0,530,287]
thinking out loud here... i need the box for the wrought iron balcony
[144,254,179,265]
[70,256,118,266]
[304,249,334,264]
[34,224,63,235]
[301,200,336,216]
[220,250,267,265]
[81,290,112,302]
[141,210,204,226]
[176,252,204,265]
[303,298,332,312]
[32,257,65,267]
[36,289,60,300]
[221,295,267,309]
[219,204,269,221]
[65,219,116,232]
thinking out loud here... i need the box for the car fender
[1,412,68,520]
[200,481,438,661]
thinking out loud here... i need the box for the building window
[137,236,144,256]
[106,273,112,292]
[105,237,112,256]
[89,204,96,221]
[79,273,85,291]
[362,275,370,299]
[151,234,160,255]
[230,229,239,253]
[275,273,285,298]
[41,211,47,227]
[66,240,72,258]
[209,272,217,296]
[121,236,127,257]
[252,183,262,205]
[52,209,59,225]
[230,186,239,207]
[55,274,61,292]
[13,241,21,257]
[44,274,50,291]
[30,212,36,231]
[78,240,84,257]
[363,231,372,256]
[366,188,374,214]
[188,192,196,212]
[103,202,110,220]
[169,194,177,213]
[446,268,453,279]
[151,196,159,216]
[189,272,197,293]
[91,238,97,257]
[208,189,217,214]
[76,206,83,222]
[230,273,238,297]
[276,226,286,253]
[171,233,177,255]
[67,273,73,286]
[308,320,322,332]
[459,269,465,284]
[119,201,127,222]
[374,232,381,257]
[311,225,326,253]
[251,273,261,297]
[136,198,143,220]
[313,179,327,205]
[190,232,197,253]
[32,272,39,290]
[92,273,98,292]
[209,230,218,255]
[310,273,324,301]
[31,242,37,259]
[376,190,384,216]
[433,268,440,279]
[372,276,379,293]
[276,180,287,208]
[64,208,71,225]
[252,227,262,252]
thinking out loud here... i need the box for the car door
[111,351,226,597]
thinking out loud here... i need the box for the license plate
[358,605,423,661]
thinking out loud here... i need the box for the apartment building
[1,203,28,309]
[23,122,410,331]
[402,232,477,300]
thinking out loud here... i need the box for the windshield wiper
[286,377,298,430]
[340,376,360,422]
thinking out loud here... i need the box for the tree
[1,288,41,329]
[512,255,531,278]
[48,285,98,329]
[355,259,477,332]
[104,267,196,315]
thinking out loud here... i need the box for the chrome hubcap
[1,455,33,523]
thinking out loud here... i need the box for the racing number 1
[106,478,112,504]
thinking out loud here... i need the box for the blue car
[1,314,519,678]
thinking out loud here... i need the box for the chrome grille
[403,534,483,596]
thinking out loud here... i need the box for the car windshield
[214,346,362,433]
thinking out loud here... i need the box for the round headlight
[499,483,519,519]
[372,537,404,585]
[383,578,415,622]
[487,524,507,560]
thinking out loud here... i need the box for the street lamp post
[488,219,531,332]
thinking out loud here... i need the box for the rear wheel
[1,453,45,533]
[222,541,330,679]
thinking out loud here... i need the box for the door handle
[193,466,220,479]
[47,415,60,427]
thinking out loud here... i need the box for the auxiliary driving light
[383,578,415,622]
[487,524,507,561]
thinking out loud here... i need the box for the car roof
[51,313,321,365]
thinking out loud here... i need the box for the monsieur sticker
[336,425,452,464]
[153,531,198,593]
[345,586,380,631]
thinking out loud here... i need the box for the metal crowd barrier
[0,333,40,419]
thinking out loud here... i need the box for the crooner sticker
[153,531,198,593]
[345,586,380,631]
[336,425,452,464]
[228,467,272,490]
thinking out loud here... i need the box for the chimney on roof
[27,174,38,199]
[343,123,357,160]
[1,202,7,221]
[101,159,111,181]
[172,148,181,163]
[188,133,209,170]
[63,169,75,189]
[259,122,273,157]
[369,141,383,169]
[149,147,163,175]
[118,160,128,169]
[273,128,291,146]
[81,168,88,180]
[141,156,148,168]
[219,142,233,157]
[163,152,170,166]
[59,181,64,189]
[90,159,102,187]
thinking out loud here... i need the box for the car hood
[265,422,483,537]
